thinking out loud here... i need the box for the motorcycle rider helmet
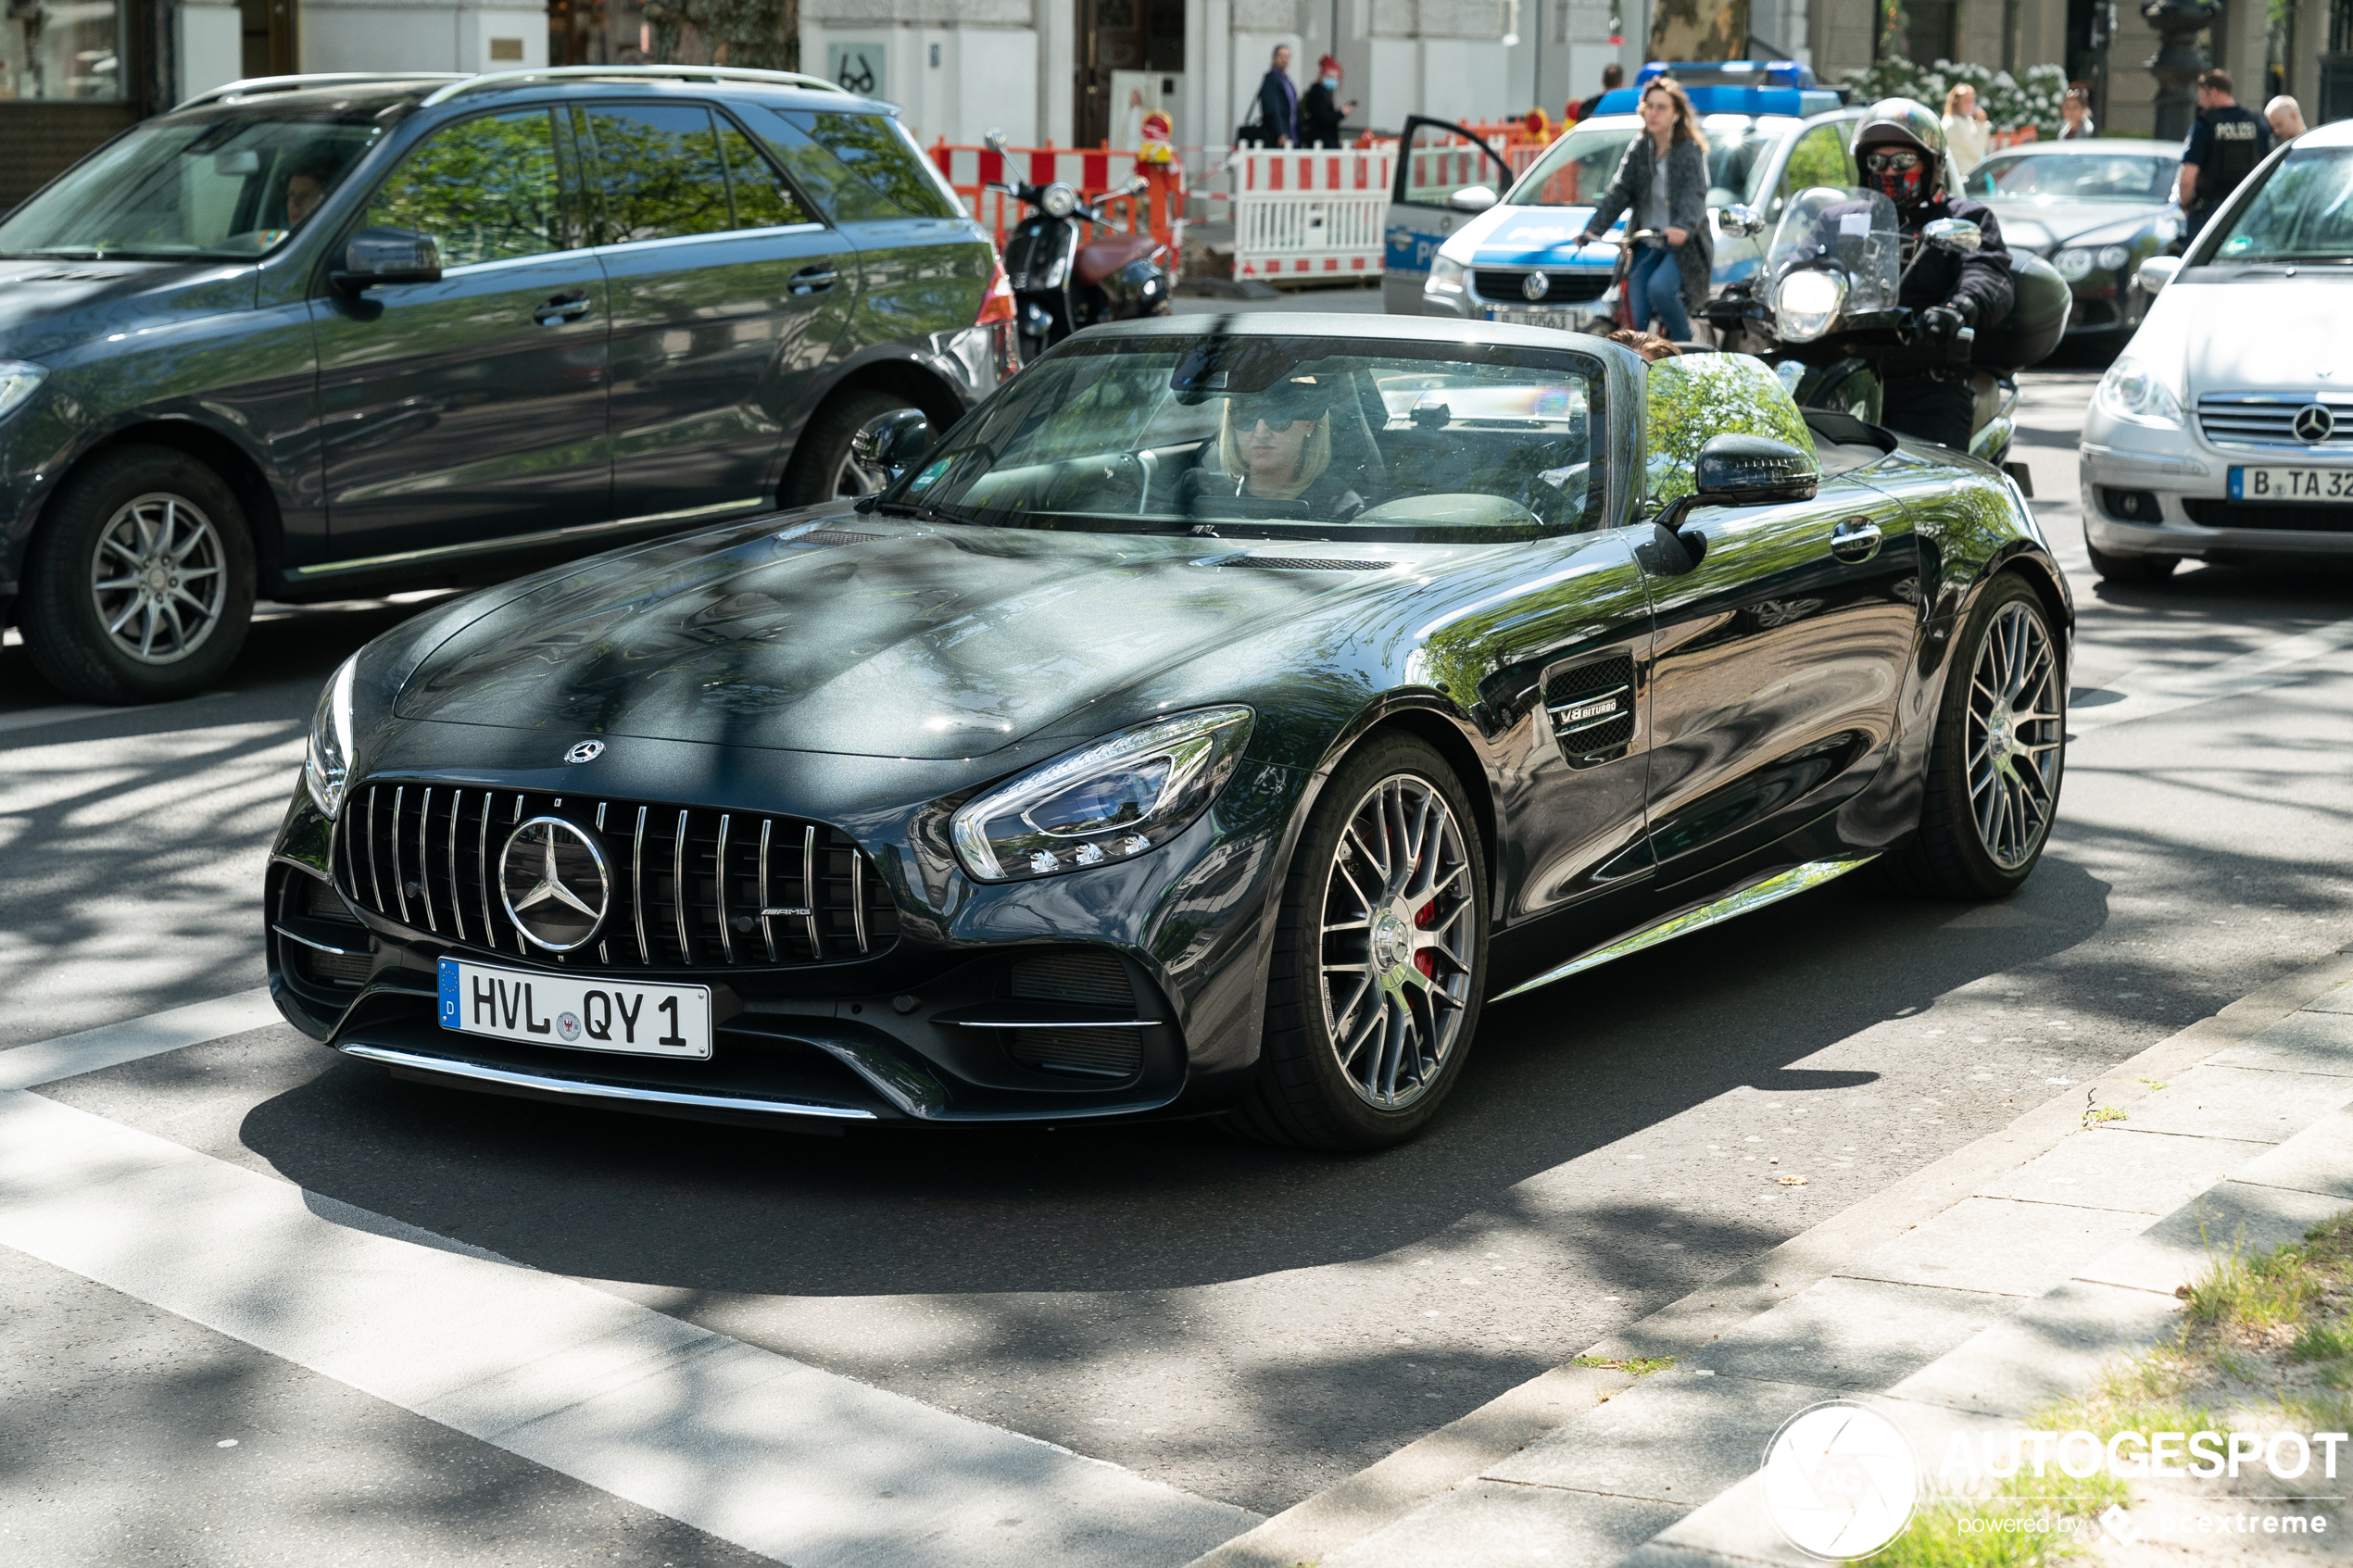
[1852,97,1947,209]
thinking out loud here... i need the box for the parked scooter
[983,128,1176,363]
[1704,186,2070,477]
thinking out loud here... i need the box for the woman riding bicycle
[1575,78,1713,342]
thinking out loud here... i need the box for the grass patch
[1568,1354,1676,1375]
[1873,1471,2125,1568]
[2081,1105,2127,1127]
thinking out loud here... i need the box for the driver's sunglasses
[1233,399,1321,431]
[1863,149,1925,173]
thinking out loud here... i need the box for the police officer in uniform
[1852,99,2015,453]
[2178,69,2272,243]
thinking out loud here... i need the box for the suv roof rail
[419,65,852,107]
[175,72,469,111]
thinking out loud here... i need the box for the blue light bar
[1592,84,1833,117]
[1635,59,1817,90]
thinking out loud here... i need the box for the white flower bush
[1838,57,2070,139]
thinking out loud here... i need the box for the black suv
[0,67,1015,702]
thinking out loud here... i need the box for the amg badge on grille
[500,817,610,951]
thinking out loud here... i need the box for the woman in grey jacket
[1576,78,1713,341]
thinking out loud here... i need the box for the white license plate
[2229,466,2353,502]
[1487,307,1586,332]
[436,958,711,1060]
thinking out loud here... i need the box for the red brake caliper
[1414,899,1439,977]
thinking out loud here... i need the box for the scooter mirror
[1717,203,1768,239]
[1126,175,1151,195]
[1447,185,1499,213]
[1921,218,1982,254]
[983,128,1009,153]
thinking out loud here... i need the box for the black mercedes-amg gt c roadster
[265,316,2069,1148]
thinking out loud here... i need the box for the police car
[1386,61,1862,331]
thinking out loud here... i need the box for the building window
[2,0,126,100]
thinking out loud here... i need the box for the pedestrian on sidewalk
[1252,44,1300,148]
[1567,63,1624,124]
[2059,83,2095,139]
[2266,94,2309,141]
[1300,56,1357,148]
[1575,77,1711,343]
[1943,83,1991,174]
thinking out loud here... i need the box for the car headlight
[1773,268,1846,343]
[2054,247,2095,280]
[1040,182,1079,219]
[304,653,359,819]
[2095,357,2186,428]
[2096,244,2132,271]
[950,706,1254,883]
[0,361,46,423]
[1428,254,1468,295]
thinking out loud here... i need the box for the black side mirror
[1654,434,1821,565]
[333,227,443,294]
[850,408,934,484]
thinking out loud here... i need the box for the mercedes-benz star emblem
[565,739,605,765]
[1521,271,1553,302]
[499,817,610,951]
[2293,403,2336,444]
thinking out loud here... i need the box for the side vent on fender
[1542,654,1636,767]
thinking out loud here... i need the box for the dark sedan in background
[267,317,2070,1151]
[0,66,1015,705]
[1962,140,2182,345]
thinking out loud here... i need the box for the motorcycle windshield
[1764,186,1901,315]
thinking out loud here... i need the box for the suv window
[757,109,959,221]
[716,121,812,229]
[584,104,735,243]
[361,109,566,267]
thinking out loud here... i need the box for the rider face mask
[1863,146,1927,207]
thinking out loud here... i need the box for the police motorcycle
[982,128,1176,363]
[1705,185,2070,480]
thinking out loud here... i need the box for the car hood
[1982,200,2163,254]
[0,257,257,354]
[394,515,1439,759]
[2173,275,2353,393]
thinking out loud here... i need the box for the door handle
[789,265,839,295]
[1830,517,1882,563]
[534,292,592,325]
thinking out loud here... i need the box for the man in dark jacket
[2178,69,2272,242]
[1854,97,2015,452]
[1253,45,1300,147]
[1568,63,1624,124]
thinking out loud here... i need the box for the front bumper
[2080,438,2353,560]
[265,733,1309,1132]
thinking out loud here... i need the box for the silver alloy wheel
[1318,772,1478,1110]
[88,492,229,665]
[1967,599,2063,870]
[836,408,921,498]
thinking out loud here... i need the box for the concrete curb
[1187,946,2353,1568]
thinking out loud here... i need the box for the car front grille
[2196,393,2353,450]
[334,783,899,970]
[2182,499,2353,532]
[1474,268,1611,305]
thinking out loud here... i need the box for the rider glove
[1921,297,1977,342]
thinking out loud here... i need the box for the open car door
[1383,117,1516,315]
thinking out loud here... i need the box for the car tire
[1225,734,1490,1151]
[780,387,928,507]
[1874,574,2065,900]
[2085,538,2176,585]
[19,445,256,704]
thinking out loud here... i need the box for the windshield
[2203,146,2353,264]
[1965,152,2177,203]
[0,114,381,261]
[887,335,1605,542]
[1505,115,1790,209]
[1765,186,1902,312]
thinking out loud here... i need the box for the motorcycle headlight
[1040,182,1079,219]
[2095,357,2185,428]
[1428,254,1468,294]
[950,706,1254,883]
[0,361,46,423]
[2096,244,2132,271]
[1772,268,1847,343]
[2054,247,2095,280]
[304,653,359,820]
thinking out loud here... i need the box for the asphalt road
[8,317,2353,1562]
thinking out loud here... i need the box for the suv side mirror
[1447,185,1498,213]
[850,408,934,483]
[333,227,443,294]
[1920,218,1982,254]
[2137,255,2183,295]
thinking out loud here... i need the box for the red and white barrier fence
[1228,146,1394,280]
